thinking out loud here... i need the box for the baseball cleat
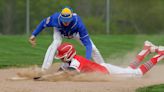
[158,46,164,55]
[144,41,158,53]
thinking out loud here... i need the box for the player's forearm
[32,19,46,36]
[40,70,77,81]
[81,37,92,60]
[85,45,92,59]
[37,71,65,81]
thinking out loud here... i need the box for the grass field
[0,35,164,68]
[136,84,164,92]
[0,35,164,92]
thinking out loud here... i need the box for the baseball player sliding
[34,41,164,80]
[29,6,104,71]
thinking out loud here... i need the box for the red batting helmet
[55,43,76,62]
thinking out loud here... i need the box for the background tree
[0,0,164,35]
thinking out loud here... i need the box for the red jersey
[60,55,109,74]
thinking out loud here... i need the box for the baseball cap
[60,7,73,23]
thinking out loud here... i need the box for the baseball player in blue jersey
[29,7,105,71]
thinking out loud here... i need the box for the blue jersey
[32,12,92,60]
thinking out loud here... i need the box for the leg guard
[129,41,156,69]
[139,54,164,75]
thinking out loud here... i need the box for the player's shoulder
[74,55,83,59]
[71,58,80,65]
[72,13,77,16]
[47,12,60,27]
[74,55,89,63]
[72,13,81,21]
[51,12,60,18]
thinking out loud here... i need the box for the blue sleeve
[77,16,92,60]
[32,14,56,36]
[32,19,46,36]
[80,36,92,60]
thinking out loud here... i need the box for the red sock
[129,49,150,69]
[139,54,164,75]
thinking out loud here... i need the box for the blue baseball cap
[60,7,73,23]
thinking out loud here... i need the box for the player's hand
[29,35,36,47]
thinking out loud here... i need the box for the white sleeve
[60,63,69,70]
[69,59,81,72]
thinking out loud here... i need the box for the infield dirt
[0,63,164,92]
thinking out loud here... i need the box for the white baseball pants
[100,63,143,77]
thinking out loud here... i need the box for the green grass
[0,35,164,68]
[136,84,164,92]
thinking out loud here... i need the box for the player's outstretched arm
[34,67,79,81]
[29,14,55,47]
